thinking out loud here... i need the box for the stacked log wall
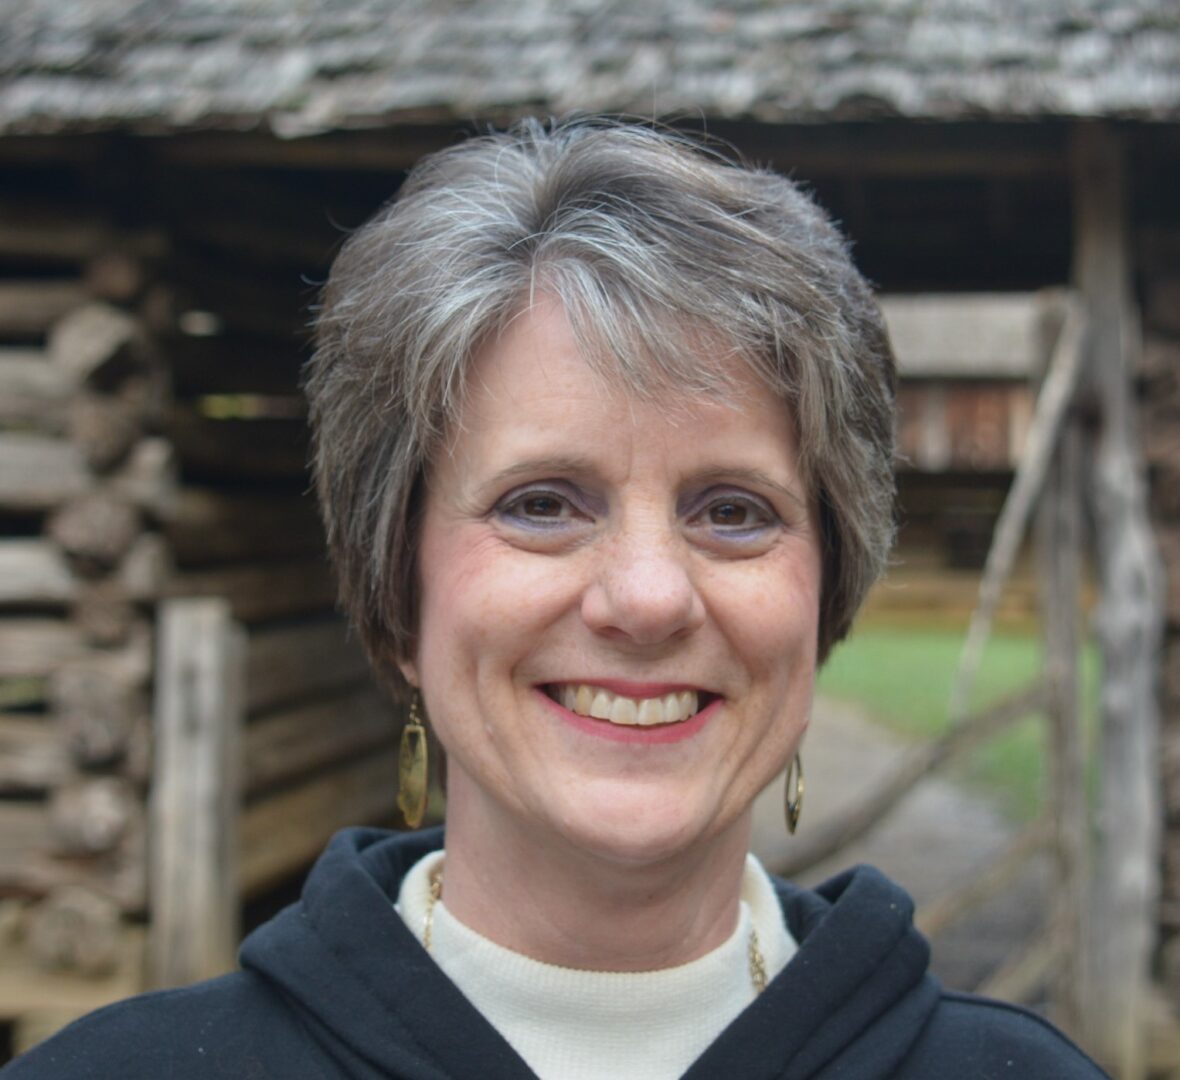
[1134,129,1180,999]
[0,153,411,1044]
[146,161,413,917]
[0,195,170,1029]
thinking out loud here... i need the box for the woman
[3,119,1104,1079]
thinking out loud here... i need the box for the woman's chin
[541,787,731,868]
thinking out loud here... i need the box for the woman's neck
[438,776,753,972]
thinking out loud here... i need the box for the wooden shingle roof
[2,0,1178,137]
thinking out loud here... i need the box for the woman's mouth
[543,684,707,727]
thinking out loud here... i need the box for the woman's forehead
[459,294,785,424]
[430,301,802,489]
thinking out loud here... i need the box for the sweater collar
[240,827,939,1080]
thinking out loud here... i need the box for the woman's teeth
[553,685,700,726]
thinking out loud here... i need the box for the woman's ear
[396,652,419,689]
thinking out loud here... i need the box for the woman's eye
[496,488,583,528]
[694,493,777,536]
[708,501,752,527]
[518,494,565,519]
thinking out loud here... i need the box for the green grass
[817,625,1098,821]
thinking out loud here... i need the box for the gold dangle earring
[784,753,804,835]
[397,693,429,829]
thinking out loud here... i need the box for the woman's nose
[580,525,706,646]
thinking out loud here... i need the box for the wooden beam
[1039,407,1090,1037]
[168,557,336,624]
[47,492,142,570]
[881,292,1059,379]
[0,349,72,433]
[239,749,398,897]
[148,599,245,989]
[0,716,71,794]
[0,620,87,678]
[245,617,370,713]
[0,540,75,606]
[49,661,147,769]
[47,302,147,388]
[0,212,110,263]
[162,488,324,567]
[0,800,145,911]
[0,926,144,1037]
[48,778,141,858]
[26,885,122,977]
[0,282,88,339]
[1072,122,1165,1080]
[243,686,395,796]
[0,434,89,512]
[948,298,1087,720]
[166,406,309,482]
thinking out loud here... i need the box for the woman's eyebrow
[482,455,600,487]
[690,467,808,511]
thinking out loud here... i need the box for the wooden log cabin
[0,1,1178,1071]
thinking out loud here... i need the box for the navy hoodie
[3,827,1107,1078]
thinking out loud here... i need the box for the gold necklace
[423,868,767,995]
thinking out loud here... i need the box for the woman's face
[400,297,822,867]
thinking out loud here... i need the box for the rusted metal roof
[1,0,1178,137]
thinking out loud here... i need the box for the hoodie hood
[240,827,939,1080]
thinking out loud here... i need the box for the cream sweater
[397,850,796,1080]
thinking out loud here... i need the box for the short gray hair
[306,118,896,688]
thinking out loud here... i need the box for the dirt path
[751,695,1048,992]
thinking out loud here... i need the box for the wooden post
[1073,123,1165,1078]
[148,599,245,989]
[1038,406,1088,1035]
[948,294,1084,721]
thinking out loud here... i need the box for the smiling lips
[547,684,702,727]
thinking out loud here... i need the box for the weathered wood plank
[239,749,398,898]
[0,282,88,339]
[1039,410,1090,1037]
[948,298,1086,720]
[73,581,139,647]
[1073,123,1164,1079]
[0,350,72,433]
[148,599,245,989]
[245,617,370,713]
[108,437,178,515]
[881,291,1059,379]
[0,800,145,911]
[0,540,75,606]
[162,488,324,566]
[118,532,173,602]
[1158,528,1180,628]
[47,302,146,387]
[0,433,89,512]
[0,212,110,262]
[0,620,87,678]
[168,557,336,624]
[27,885,122,976]
[69,392,144,472]
[0,925,144,1036]
[0,716,71,793]
[243,686,394,796]
[49,778,140,858]
[47,492,142,570]
[167,405,309,482]
[49,661,147,768]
